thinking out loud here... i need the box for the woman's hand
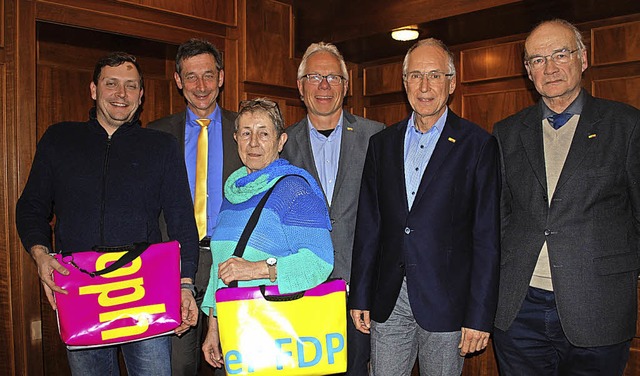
[202,314,224,368]
[218,257,268,285]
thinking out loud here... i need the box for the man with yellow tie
[148,38,242,376]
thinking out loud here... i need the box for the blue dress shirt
[404,109,446,210]
[184,106,224,238]
[308,113,344,206]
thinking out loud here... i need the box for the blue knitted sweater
[202,159,334,316]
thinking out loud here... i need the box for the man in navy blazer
[349,38,500,374]
[493,19,640,375]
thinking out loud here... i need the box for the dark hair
[92,52,144,91]
[175,38,224,74]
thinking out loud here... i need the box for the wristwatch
[181,282,196,297]
[266,257,277,282]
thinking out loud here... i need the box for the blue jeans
[67,335,171,376]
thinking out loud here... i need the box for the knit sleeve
[273,177,334,293]
[16,128,57,253]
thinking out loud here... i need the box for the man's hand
[458,327,490,356]
[175,288,198,335]
[30,245,69,310]
[202,313,224,368]
[350,309,371,334]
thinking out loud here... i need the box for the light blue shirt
[308,112,344,206]
[404,108,447,210]
[184,106,224,238]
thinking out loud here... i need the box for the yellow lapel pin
[448,137,456,143]
[588,134,596,139]
[347,127,354,131]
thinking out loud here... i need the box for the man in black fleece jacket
[16,52,199,375]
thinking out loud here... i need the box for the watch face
[266,257,277,266]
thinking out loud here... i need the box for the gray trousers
[370,279,464,376]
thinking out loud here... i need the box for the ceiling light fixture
[391,25,420,41]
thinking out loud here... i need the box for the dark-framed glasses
[403,70,454,85]
[526,48,579,70]
[302,73,346,86]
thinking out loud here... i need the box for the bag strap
[229,175,297,287]
[66,242,150,277]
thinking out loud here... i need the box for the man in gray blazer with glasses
[280,42,385,376]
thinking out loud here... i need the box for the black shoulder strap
[229,174,299,287]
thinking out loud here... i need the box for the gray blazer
[147,107,243,290]
[493,91,640,347]
[281,111,385,283]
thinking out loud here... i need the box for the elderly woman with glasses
[201,98,334,368]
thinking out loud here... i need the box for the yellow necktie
[194,118,211,240]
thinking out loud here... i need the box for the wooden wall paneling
[592,76,640,108]
[243,90,306,127]
[223,35,241,111]
[11,0,43,374]
[626,338,640,375]
[117,0,237,26]
[141,78,174,126]
[163,45,188,117]
[286,103,307,127]
[346,65,364,116]
[0,0,4,47]
[363,62,404,96]
[628,286,640,375]
[244,0,297,88]
[41,299,71,375]
[36,0,226,47]
[0,61,14,376]
[37,67,93,135]
[462,340,499,376]
[461,88,536,132]
[591,21,640,66]
[460,41,526,83]
[296,0,521,50]
[364,102,411,126]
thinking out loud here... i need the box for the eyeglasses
[302,74,346,86]
[526,48,579,70]
[403,70,454,85]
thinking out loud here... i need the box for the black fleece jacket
[16,108,199,280]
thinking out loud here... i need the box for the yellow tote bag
[216,279,347,375]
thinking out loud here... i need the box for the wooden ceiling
[293,0,640,64]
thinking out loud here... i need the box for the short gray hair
[402,38,456,76]
[524,19,586,64]
[297,42,349,80]
[235,98,285,137]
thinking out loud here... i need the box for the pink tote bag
[52,241,181,349]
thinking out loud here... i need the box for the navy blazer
[349,110,501,332]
